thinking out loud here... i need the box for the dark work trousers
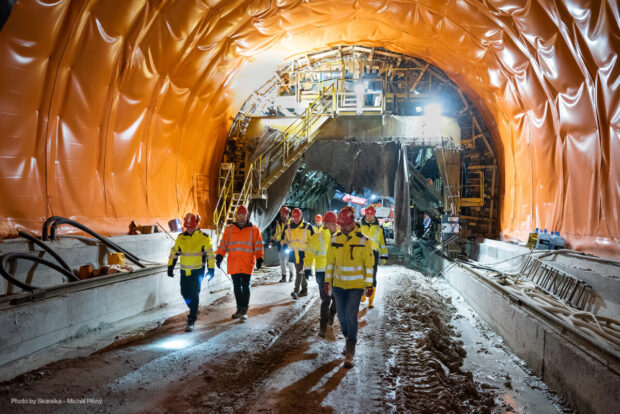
[372,250,379,287]
[293,261,307,294]
[315,271,336,329]
[180,268,203,322]
[231,273,251,310]
[332,287,364,344]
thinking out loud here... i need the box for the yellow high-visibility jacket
[359,216,388,260]
[303,227,332,272]
[168,230,215,276]
[271,217,289,243]
[325,230,375,289]
[281,219,315,264]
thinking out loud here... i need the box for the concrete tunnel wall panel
[0,0,617,257]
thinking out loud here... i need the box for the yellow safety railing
[460,168,485,207]
[213,84,335,237]
[213,163,235,239]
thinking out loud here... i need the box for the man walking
[359,205,388,308]
[272,206,294,283]
[168,213,215,332]
[304,211,338,337]
[325,206,374,368]
[281,208,314,299]
[216,205,264,321]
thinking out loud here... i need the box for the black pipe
[0,253,79,291]
[42,217,145,268]
[18,231,72,272]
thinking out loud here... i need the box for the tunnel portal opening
[216,46,499,252]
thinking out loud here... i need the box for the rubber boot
[368,288,376,309]
[185,321,195,332]
[344,340,356,368]
[232,308,241,319]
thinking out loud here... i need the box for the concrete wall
[0,232,230,371]
[443,244,620,414]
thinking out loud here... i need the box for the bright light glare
[156,338,192,350]
[425,102,442,118]
[285,248,291,254]
[371,194,377,200]
[415,106,423,113]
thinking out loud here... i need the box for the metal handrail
[213,164,234,230]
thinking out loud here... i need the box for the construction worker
[168,213,215,332]
[216,205,264,321]
[272,206,295,283]
[281,208,315,299]
[304,211,338,337]
[359,205,388,309]
[325,206,374,368]
[314,214,323,231]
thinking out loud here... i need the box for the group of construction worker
[167,204,388,368]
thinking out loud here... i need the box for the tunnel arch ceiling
[0,1,617,257]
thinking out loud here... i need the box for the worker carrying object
[216,205,264,321]
[280,208,315,299]
[303,211,338,337]
[359,205,388,309]
[325,206,374,368]
[168,213,215,332]
[272,206,295,283]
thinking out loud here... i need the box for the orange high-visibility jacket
[217,222,264,275]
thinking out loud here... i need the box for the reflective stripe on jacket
[303,227,332,272]
[168,230,215,276]
[281,219,314,264]
[325,230,375,289]
[359,217,388,259]
[216,222,264,275]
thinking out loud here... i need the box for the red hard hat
[291,208,302,219]
[337,206,356,227]
[365,205,376,215]
[323,211,337,223]
[280,206,290,215]
[236,205,248,215]
[315,214,322,222]
[183,213,199,229]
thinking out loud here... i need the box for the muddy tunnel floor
[0,253,572,413]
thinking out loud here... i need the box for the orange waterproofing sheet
[0,0,618,257]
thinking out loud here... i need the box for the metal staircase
[213,84,336,239]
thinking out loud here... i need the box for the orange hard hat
[291,208,302,219]
[236,205,248,215]
[183,213,199,230]
[280,206,290,215]
[337,206,356,227]
[365,205,376,215]
[323,211,337,223]
[315,214,322,222]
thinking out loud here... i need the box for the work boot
[185,321,194,332]
[318,325,327,338]
[328,313,335,326]
[241,308,248,321]
[232,308,242,319]
[288,275,293,282]
[344,341,356,368]
[298,288,308,297]
[279,276,286,283]
[291,291,298,300]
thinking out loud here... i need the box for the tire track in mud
[379,266,495,413]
